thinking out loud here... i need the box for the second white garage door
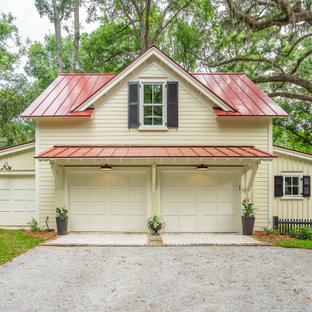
[68,168,148,232]
[0,174,36,226]
[160,169,240,232]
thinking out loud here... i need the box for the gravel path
[0,246,311,312]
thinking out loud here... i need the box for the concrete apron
[41,233,272,247]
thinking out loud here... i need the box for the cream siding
[37,60,271,230]
[273,151,312,219]
[0,148,35,171]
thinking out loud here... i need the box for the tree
[199,0,312,151]
[87,0,195,53]
[35,0,74,73]
[70,0,80,72]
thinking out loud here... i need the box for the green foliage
[241,199,255,217]
[0,229,43,265]
[147,215,164,229]
[56,207,68,220]
[27,218,41,233]
[290,226,312,241]
[263,227,279,235]
[35,0,73,22]
[0,12,21,77]
[25,34,73,89]
[274,240,312,249]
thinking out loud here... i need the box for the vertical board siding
[273,152,312,219]
[0,149,35,171]
[37,61,270,230]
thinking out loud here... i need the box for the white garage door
[160,169,240,232]
[0,175,36,226]
[68,168,148,232]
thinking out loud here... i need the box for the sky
[1,0,99,43]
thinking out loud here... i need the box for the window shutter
[128,82,140,128]
[302,176,310,197]
[274,176,283,197]
[167,82,178,127]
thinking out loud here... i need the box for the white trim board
[74,46,233,113]
[273,146,312,162]
[0,142,35,157]
[0,170,35,176]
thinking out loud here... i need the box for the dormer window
[142,83,165,128]
[128,81,178,130]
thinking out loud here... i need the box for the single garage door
[0,175,36,226]
[68,168,148,232]
[160,169,240,232]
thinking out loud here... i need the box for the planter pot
[147,223,165,235]
[56,216,68,235]
[241,216,255,235]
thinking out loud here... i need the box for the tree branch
[207,56,285,74]
[290,48,312,74]
[269,91,312,102]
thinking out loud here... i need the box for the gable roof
[21,45,288,118]
[0,141,35,157]
[273,145,312,161]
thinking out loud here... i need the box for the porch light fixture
[196,164,208,171]
[100,164,112,171]
[0,161,11,171]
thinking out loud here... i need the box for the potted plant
[147,215,165,235]
[241,199,255,235]
[56,207,68,235]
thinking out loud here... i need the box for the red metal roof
[22,74,115,117]
[192,73,288,117]
[21,45,288,118]
[36,145,276,159]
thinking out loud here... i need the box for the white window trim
[282,173,303,198]
[139,81,167,130]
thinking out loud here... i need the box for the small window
[284,176,301,196]
[142,83,165,127]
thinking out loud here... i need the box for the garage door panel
[88,202,106,214]
[71,201,88,213]
[0,189,10,199]
[161,170,239,232]
[12,189,26,200]
[110,175,127,187]
[199,188,217,201]
[128,174,145,187]
[163,187,179,201]
[181,188,197,200]
[180,202,197,215]
[71,187,89,201]
[89,187,106,201]
[199,216,218,232]
[199,202,218,215]
[162,202,179,215]
[89,214,107,229]
[128,202,145,215]
[181,215,197,230]
[219,202,236,215]
[110,188,127,200]
[128,188,145,200]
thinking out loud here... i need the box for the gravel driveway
[0,246,311,312]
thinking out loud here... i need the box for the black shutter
[302,176,310,197]
[274,176,283,197]
[128,82,140,128]
[167,81,178,127]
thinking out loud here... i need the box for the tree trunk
[70,0,80,73]
[52,0,63,74]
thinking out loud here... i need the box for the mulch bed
[253,231,299,243]
[24,230,58,241]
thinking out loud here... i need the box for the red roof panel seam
[41,76,75,116]
[232,75,270,116]
[219,74,254,116]
[67,75,93,115]
[28,76,66,116]
[227,147,245,157]
[53,75,83,116]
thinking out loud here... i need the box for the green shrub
[263,227,279,235]
[27,218,41,232]
[147,215,164,228]
[290,226,312,240]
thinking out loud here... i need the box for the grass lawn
[274,240,312,249]
[0,229,44,265]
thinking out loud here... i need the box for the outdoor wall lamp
[0,161,11,171]
[100,164,112,171]
[196,164,208,171]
